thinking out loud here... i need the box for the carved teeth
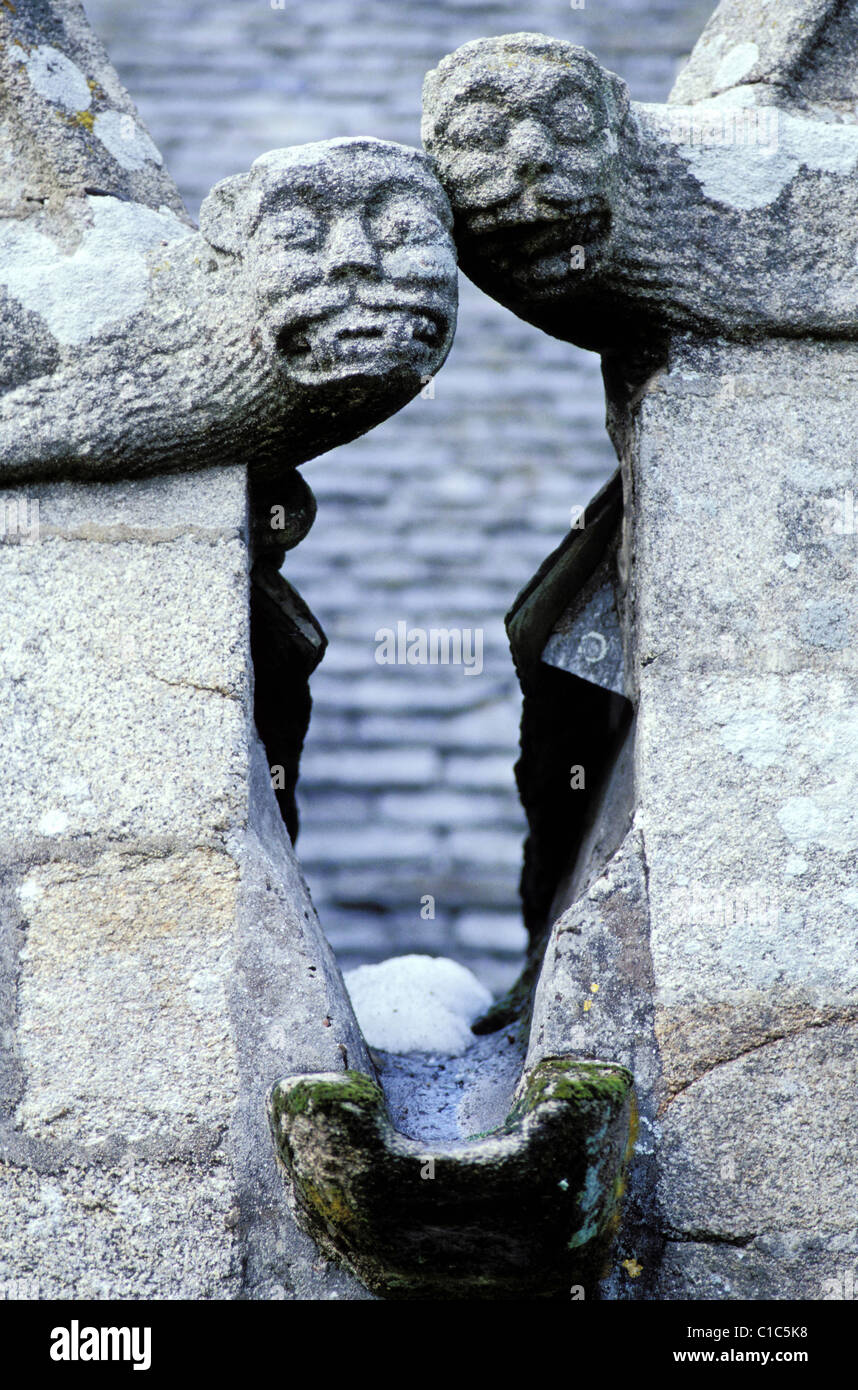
[276,308,444,363]
[336,324,386,341]
[410,313,440,345]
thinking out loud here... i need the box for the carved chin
[275,310,447,383]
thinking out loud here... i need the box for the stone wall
[84,0,712,988]
[4,0,853,1306]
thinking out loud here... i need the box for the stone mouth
[558,204,611,248]
[469,204,611,260]
[276,305,446,362]
[335,321,387,344]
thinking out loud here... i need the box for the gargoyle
[0,137,458,481]
[422,31,858,354]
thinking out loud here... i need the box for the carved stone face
[423,37,628,314]
[200,138,457,393]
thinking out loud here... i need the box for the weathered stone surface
[269,1057,635,1300]
[0,460,374,1298]
[13,850,240,1145]
[524,823,663,1296]
[0,0,461,1302]
[669,0,836,105]
[422,31,858,351]
[424,17,858,1301]
[0,138,458,480]
[6,0,855,1304]
[656,1025,858,1300]
[658,1025,858,1242]
[0,480,249,854]
[630,340,858,1103]
[2,6,457,482]
[0,0,188,217]
[539,335,858,1299]
[526,829,655,1098]
[659,1229,858,1302]
[0,1160,240,1300]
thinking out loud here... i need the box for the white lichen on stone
[92,110,164,171]
[0,196,190,345]
[36,808,69,835]
[666,107,858,212]
[23,44,91,112]
[712,41,760,91]
[719,709,786,769]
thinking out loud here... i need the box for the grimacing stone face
[0,138,458,481]
[422,36,627,319]
[200,140,458,393]
[424,33,858,350]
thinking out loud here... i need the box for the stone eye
[372,200,434,248]
[275,209,321,247]
[553,96,600,143]
[444,104,507,150]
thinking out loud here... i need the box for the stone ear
[604,69,631,130]
[199,171,260,255]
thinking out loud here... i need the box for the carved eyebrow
[551,75,600,99]
[437,80,507,112]
[254,175,450,234]
[434,69,603,129]
[432,88,507,140]
[262,185,323,218]
[363,179,452,221]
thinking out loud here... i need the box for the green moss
[505,1056,632,1127]
[276,1070,382,1119]
[268,1058,636,1300]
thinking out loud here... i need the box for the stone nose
[324,214,379,277]
[505,116,557,178]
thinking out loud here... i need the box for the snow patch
[344,954,492,1055]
